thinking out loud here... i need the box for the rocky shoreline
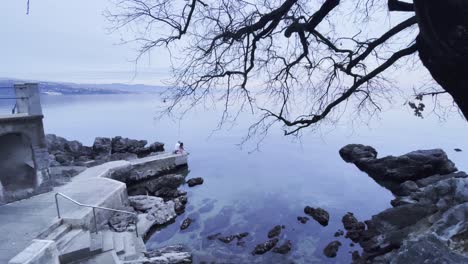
[45,136,468,263]
[46,134,196,263]
[46,134,165,168]
[339,144,468,263]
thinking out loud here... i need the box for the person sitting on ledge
[174,141,185,154]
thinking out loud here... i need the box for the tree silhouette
[107,0,468,135]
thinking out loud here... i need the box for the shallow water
[2,94,467,263]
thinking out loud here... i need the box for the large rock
[144,174,186,194]
[46,134,68,153]
[129,195,165,212]
[339,144,378,163]
[111,136,147,154]
[142,245,192,264]
[323,241,342,258]
[390,235,468,264]
[340,145,457,186]
[93,137,112,157]
[146,200,177,225]
[148,142,165,153]
[108,209,137,232]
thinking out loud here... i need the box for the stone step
[123,232,137,261]
[44,223,72,241]
[59,230,92,264]
[56,229,85,252]
[69,250,121,264]
[113,232,126,255]
[89,231,103,252]
[102,231,115,252]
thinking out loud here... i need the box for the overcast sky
[0,0,433,90]
[0,0,171,84]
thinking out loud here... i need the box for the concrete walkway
[0,153,187,263]
[0,174,125,263]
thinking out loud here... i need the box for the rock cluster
[340,144,457,194]
[46,134,164,167]
[252,238,279,255]
[340,144,468,263]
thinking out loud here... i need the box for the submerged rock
[218,235,236,244]
[217,232,249,244]
[304,206,329,226]
[252,238,279,255]
[207,233,221,240]
[297,216,309,224]
[334,230,344,237]
[187,177,204,187]
[267,225,284,238]
[454,148,463,152]
[273,240,292,254]
[180,218,192,230]
[323,241,342,258]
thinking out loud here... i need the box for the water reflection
[31,94,468,263]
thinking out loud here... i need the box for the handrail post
[55,193,61,219]
[135,216,139,237]
[92,208,98,234]
[55,192,139,237]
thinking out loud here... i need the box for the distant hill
[0,79,165,96]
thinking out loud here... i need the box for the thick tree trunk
[414,0,468,120]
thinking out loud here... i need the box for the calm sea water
[2,94,467,263]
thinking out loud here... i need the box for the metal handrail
[54,192,139,237]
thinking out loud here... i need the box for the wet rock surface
[267,225,283,238]
[340,145,457,193]
[252,238,279,255]
[206,232,249,246]
[108,208,138,232]
[342,212,366,243]
[272,240,292,254]
[297,216,309,224]
[180,218,192,230]
[141,245,192,264]
[187,177,204,187]
[341,144,468,263]
[46,134,165,167]
[304,206,329,226]
[323,241,341,258]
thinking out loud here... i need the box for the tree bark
[414,0,468,120]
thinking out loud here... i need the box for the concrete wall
[0,84,50,204]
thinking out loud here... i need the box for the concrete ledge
[4,152,188,263]
[9,240,60,264]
